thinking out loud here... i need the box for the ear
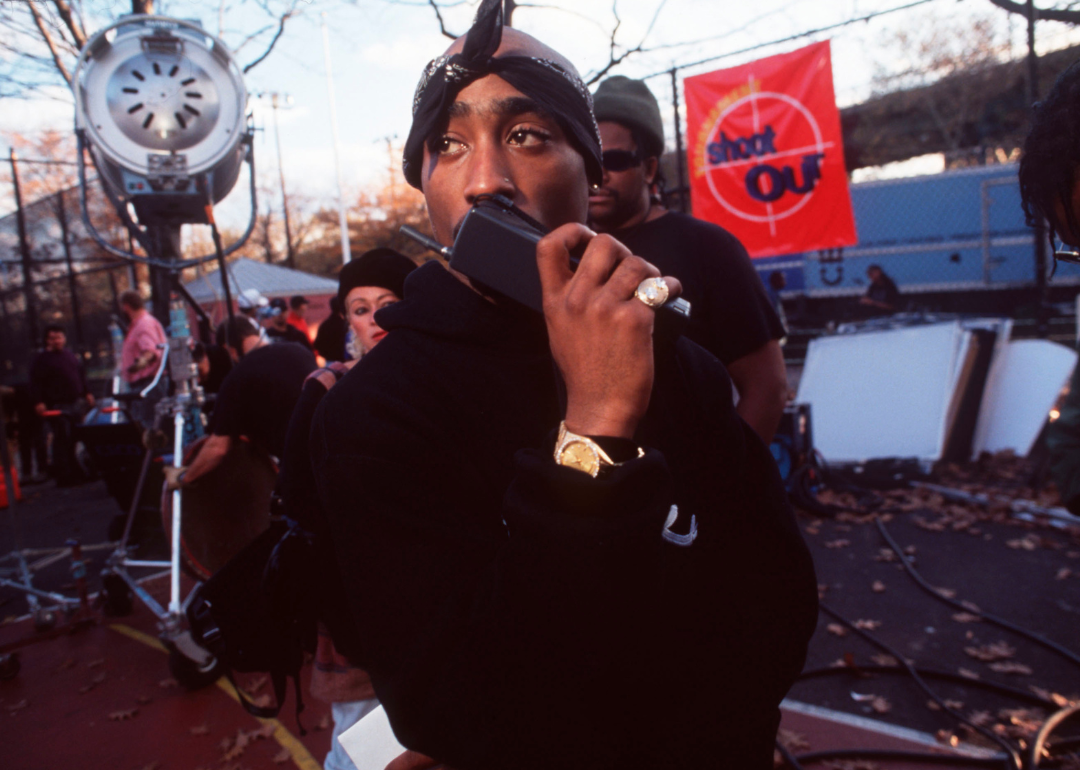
[643,156,659,186]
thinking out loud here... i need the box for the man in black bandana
[312,2,817,767]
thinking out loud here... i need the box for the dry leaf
[87,658,106,669]
[273,748,292,764]
[777,728,810,752]
[6,699,28,713]
[92,673,106,684]
[157,678,178,689]
[316,712,333,731]
[135,695,151,705]
[934,587,957,599]
[944,699,964,710]
[968,710,993,726]
[78,684,95,694]
[874,549,897,563]
[108,708,138,721]
[965,641,1016,661]
[927,700,941,711]
[854,619,882,630]
[1006,536,1039,551]
[989,661,1033,675]
[871,654,898,667]
[871,696,891,713]
[903,545,917,555]
[959,668,981,680]
[255,723,275,739]
[871,581,886,593]
[936,729,959,747]
[1057,568,1072,580]
[826,623,848,637]
[824,539,851,549]
[190,724,210,736]
[952,612,981,623]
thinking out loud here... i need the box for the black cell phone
[404,194,691,321]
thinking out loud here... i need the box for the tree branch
[242,3,299,74]
[985,0,1080,24]
[49,0,86,49]
[585,0,668,85]
[27,1,72,87]
[428,0,458,39]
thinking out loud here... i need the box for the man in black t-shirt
[265,297,315,352]
[588,76,788,442]
[165,316,315,489]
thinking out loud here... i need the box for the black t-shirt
[614,211,785,365]
[867,274,901,310]
[211,342,316,458]
[266,323,314,351]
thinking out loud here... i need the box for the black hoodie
[311,261,817,770]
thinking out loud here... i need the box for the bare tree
[1,0,308,101]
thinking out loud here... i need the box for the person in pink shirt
[119,290,168,426]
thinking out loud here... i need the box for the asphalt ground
[2,458,1079,767]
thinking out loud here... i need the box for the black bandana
[402,0,602,190]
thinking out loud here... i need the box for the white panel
[796,323,970,464]
[972,339,1077,457]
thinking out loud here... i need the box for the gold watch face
[557,440,600,476]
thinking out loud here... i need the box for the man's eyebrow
[446,96,551,121]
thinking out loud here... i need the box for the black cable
[819,601,1023,770]
[797,664,1056,708]
[875,517,1080,670]
[774,738,806,770]
[1029,704,1080,768]
[789,749,1010,768]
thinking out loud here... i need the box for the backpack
[186,517,319,732]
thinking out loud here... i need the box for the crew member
[312,4,817,767]
[587,76,788,442]
[118,290,167,427]
[860,264,901,315]
[286,295,311,338]
[166,316,315,489]
[266,298,315,351]
[29,324,94,485]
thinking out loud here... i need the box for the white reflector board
[339,704,406,770]
[971,339,1077,457]
[795,322,972,464]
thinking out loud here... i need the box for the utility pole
[55,189,85,345]
[1026,0,1049,338]
[322,14,352,266]
[9,149,39,347]
[269,92,296,269]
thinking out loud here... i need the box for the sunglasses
[602,149,643,172]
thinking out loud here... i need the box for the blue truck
[748,163,1080,312]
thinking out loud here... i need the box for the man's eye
[508,128,549,147]
[431,135,464,155]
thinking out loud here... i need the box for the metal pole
[55,189,85,345]
[1027,0,1049,338]
[10,149,39,347]
[271,93,296,269]
[322,14,352,266]
[147,225,181,328]
[670,68,688,214]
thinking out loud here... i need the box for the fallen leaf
[157,678,178,689]
[826,623,848,637]
[92,673,106,684]
[903,545,917,555]
[871,696,891,713]
[1057,568,1073,581]
[273,748,292,764]
[190,724,210,736]
[952,612,981,623]
[854,619,882,631]
[255,723,275,739]
[871,654,898,667]
[828,658,849,668]
[965,641,1016,661]
[959,667,981,680]
[871,581,886,593]
[824,539,851,549]
[968,710,993,726]
[6,699,28,713]
[86,658,106,669]
[927,700,941,711]
[108,708,138,721]
[936,729,959,747]
[1006,535,1039,551]
[944,699,964,710]
[934,587,957,599]
[316,712,332,731]
[961,600,981,613]
[777,728,810,752]
[135,695,151,705]
[874,549,897,563]
[989,661,1033,675]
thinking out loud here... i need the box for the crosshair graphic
[700,75,834,237]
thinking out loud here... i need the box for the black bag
[186,518,319,731]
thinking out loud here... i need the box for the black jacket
[311,262,817,769]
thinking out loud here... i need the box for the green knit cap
[592,76,665,158]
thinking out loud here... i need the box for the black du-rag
[402,0,603,190]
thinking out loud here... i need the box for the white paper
[338,704,407,770]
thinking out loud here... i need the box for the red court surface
[1,572,997,770]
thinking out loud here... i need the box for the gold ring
[633,277,669,309]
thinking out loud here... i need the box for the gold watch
[553,421,618,478]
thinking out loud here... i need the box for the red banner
[684,41,856,257]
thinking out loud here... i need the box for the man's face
[45,330,65,352]
[867,267,882,284]
[293,304,308,320]
[588,121,652,231]
[420,74,589,248]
